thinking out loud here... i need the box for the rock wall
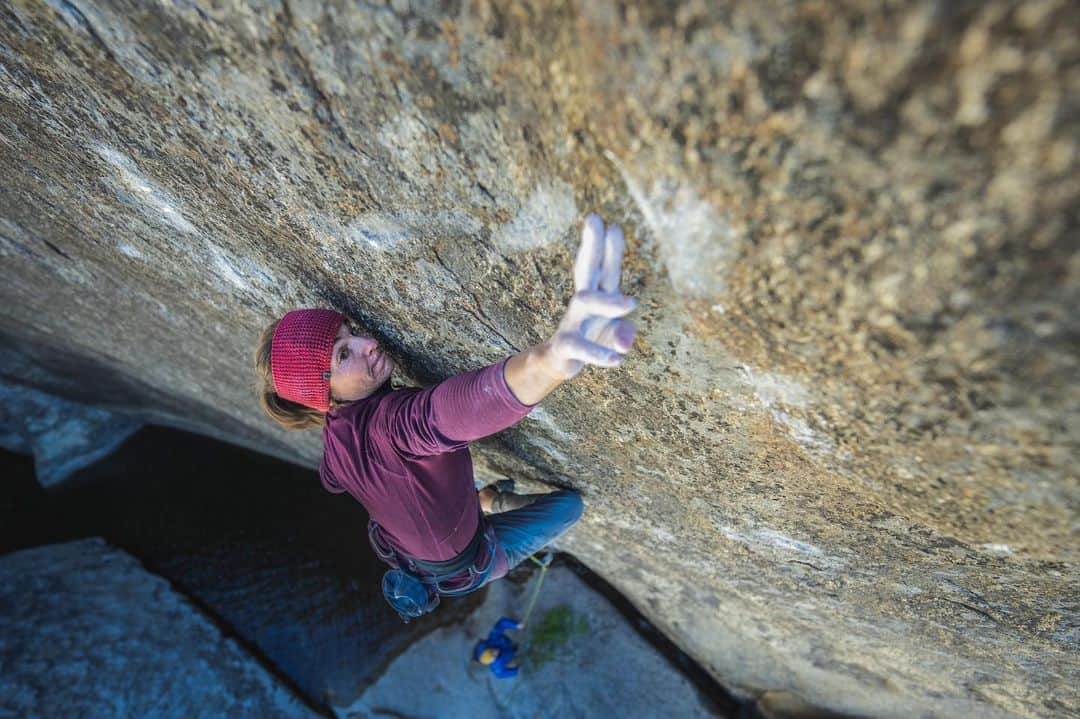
[0,1,1076,716]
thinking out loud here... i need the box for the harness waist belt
[368,518,487,577]
[409,521,486,576]
[368,518,497,598]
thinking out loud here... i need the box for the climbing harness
[369,519,498,623]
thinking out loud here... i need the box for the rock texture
[0,378,140,487]
[0,538,318,717]
[0,1,1076,717]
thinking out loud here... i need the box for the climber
[253,213,638,620]
[473,617,524,679]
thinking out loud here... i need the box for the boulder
[0,378,140,487]
[0,538,318,717]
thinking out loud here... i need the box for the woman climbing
[253,213,637,620]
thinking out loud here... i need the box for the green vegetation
[524,604,590,669]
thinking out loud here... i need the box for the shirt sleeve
[374,356,537,459]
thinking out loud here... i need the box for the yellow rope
[519,552,552,628]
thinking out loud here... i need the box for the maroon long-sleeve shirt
[319,357,536,561]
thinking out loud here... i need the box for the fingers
[554,332,624,367]
[576,212,627,296]
[561,213,637,370]
[573,214,605,292]
[586,318,636,354]
[598,224,624,293]
[597,318,637,353]
[560,289,637,328]
[580,289,635,316]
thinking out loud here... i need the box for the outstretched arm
[502,344,562,409]
[504,213,638,406]
[378,214,637,459]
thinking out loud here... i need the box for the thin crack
[787,559,824,571]
[42,239,71,260]
[532,257,549,287]
[943,598,1000,625]
[476,182,496,203]
[52,0,119,65]
[431,246,519,351]
[490,274,541,316]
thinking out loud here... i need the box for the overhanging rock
[0,2,1076,717]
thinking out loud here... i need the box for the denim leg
[486,489,584,571]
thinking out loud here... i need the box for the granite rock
[0,1,1076,716]
[0,377,140,487]
[0,538,318,718]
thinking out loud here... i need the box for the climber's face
[328,321,395,403]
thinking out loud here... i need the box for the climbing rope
[518,550,553,629]
[470,551,554,681]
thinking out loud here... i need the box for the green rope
[518,552,552,629]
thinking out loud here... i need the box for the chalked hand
[543,214,638,381]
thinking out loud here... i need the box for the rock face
[0,538,318,717]
[0,378,140,487]
[0,2,1076,717]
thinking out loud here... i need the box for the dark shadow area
[2,425,756,716]
[0,427,481,711]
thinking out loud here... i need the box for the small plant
[525,604,589,669]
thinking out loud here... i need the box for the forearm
[503,341,566,406]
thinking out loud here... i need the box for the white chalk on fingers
[574,215,606,291]
[599,226,625,292]
[576,290,636,316]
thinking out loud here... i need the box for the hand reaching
[544,214,638,381]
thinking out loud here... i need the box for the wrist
[504,342,566,406]
[534,341,566,381]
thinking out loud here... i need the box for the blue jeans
[483,489,584,582]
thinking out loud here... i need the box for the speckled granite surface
[0,2,1076,716]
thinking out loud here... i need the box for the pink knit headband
[270,308,345,413]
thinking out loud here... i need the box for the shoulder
[325,390,390,433]
[362,386,428,431]
[318,452,346,493]
[324,390,413,466]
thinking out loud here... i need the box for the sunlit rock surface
[0,538,318,717]
[0,2,1076,716]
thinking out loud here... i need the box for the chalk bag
[381,568,440,623]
